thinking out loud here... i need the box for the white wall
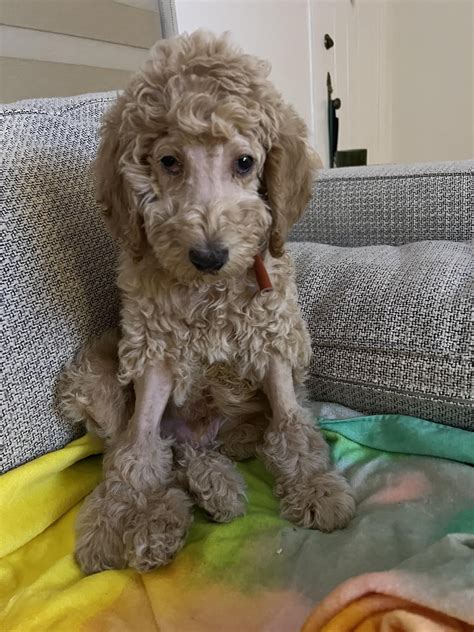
[388,0,473,163]
[312,0,473,165]
[176,0,315,144]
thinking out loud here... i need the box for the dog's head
[96,31,319,281]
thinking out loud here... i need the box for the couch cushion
[1,93,119,472]
[291,161,473,246]
[288,241,473,429]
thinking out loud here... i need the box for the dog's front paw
[124,487,193,572]
[277,470,355,532]
[75,482,193,574]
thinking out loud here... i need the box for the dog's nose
[189,245,229,272]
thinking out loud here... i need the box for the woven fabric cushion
[291,161,473,246]
[1,93,119,473]
[288,241,473,429]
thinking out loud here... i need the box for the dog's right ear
[95,96,147,261]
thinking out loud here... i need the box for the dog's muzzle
[189,244,229,272]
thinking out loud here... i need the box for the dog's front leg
[258,357,355,531]
[75,361,193,574]
[111,362,175,488]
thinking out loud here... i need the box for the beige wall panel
[1,57,131,102]
[1,0,161,48]
[1,25,151,71]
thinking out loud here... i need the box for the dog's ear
[95,95,147,261]
[263,104,321,258]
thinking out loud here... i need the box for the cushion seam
[314,170,473,184]
[312,374,474,405]
[0,97,117,117]
[310,341,469,360]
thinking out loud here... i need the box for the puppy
[61,31,355,574]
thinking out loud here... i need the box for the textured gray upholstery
[288,241,473,429]
[1,93,119,472]
[291,161,473,246]
[1,92,472,472]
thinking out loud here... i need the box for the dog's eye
[235,155,254,177]
[160,155,181,174]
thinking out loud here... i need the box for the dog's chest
[151,281,275,364]
[178,285,256,345]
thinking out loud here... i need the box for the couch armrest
[290,160,473,246]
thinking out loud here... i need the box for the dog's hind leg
[176,443,247,522]
[173,404,270,523]
[206,372,270,461]
[218,416,267,461]
[58,329,132,442]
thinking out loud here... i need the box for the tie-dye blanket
[1,415,473,631]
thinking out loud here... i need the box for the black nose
[189,245,229,272]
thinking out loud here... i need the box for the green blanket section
[320,414,474,464]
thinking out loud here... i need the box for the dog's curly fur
[60,31,355,574]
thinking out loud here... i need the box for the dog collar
[253,254,273,294]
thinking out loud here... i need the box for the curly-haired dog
[61,31,355,574]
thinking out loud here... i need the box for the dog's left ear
[263,104,321,257]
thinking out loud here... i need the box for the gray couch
[2,92,473,473]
